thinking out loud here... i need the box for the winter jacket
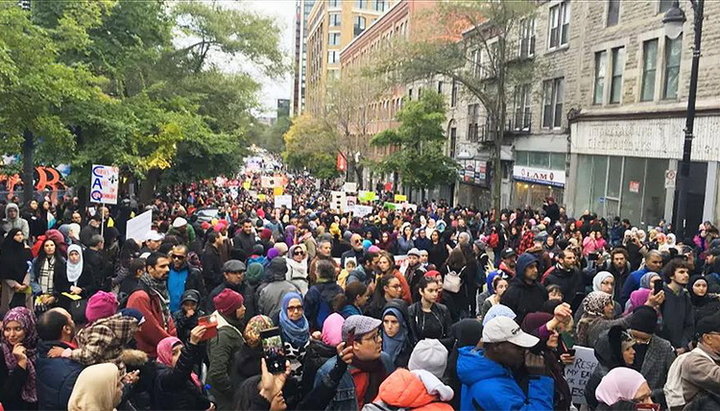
[36,340,84,411]
[231,343,262,390]
[363,368,453,411]
[207,311,244,410]
[153,341,211,410]
[200,245,223,291]
[659,284,694,349]
[83,247,112,292]
[302,339,337,396]
[31,255,68,299]
[620,266,651,307]
[305,282,343,331]
[207,280,256,323]
[456,346,554,411]
[500,254,548,324]
[286,254,309,295]
[408,301,452,344]
[1,203,29,239]
[680,342,720,404]
[168,263,206,311]
[0,346,34,410]
[542,263,584,304]
[126,283,177,358]
[314,353,395,411]
[231,231,257,262]
[258,259,300,317]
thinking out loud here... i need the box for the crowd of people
[1,163,720,410]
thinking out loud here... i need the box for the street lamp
[664,0,704,242]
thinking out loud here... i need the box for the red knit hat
[85,291,119,323]
[213,289,244,316]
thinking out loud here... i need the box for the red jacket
[127,288,176,357]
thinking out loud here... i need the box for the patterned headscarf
[582,291,613,317]
[243,315,274,349]
[2,307,38,402]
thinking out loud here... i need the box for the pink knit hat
[85,291,119,323]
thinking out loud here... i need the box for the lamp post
[664,0,704,242]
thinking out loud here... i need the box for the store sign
[629,180,640,193]
[513,165,565,187]
[460,160,488,187]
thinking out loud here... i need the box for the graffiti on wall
[0,166,67,193]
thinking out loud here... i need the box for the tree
[371,92,458,191]
[374,0,538,210]
[283,115,340,179]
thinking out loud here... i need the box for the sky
[231,0,297,117]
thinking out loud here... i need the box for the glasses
[293,251,305,256]
[361,329,382,343]
[389,284,402,289]
[171,254,186,260]
[287,305,304,312]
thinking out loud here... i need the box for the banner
[564,346,597,404]
[242,181,251,190]
[337,153,347,172]
[125,210,152,243]
[274,194,292,209]
[89,164,119,204]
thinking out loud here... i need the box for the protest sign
[347,196,357,206]
[89,164,119,204]
[260,176,274,188]
[348,204,373,217]
[258,194,267,201]
[242,181,251,190]
[564,346,598,404]
[125,210,152,243]
[331,191,347,212]
[358,191,377,203]
[343,182,357,193]
[273,186,284,196]
[274,194,292,209]
[394,194,407,202]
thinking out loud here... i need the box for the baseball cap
[172,217,187,228]
[223,259,246,273]
[501,248,517,259]
[146,230,164,242]
[342,315,381,341]
[407,248,421,257]
[482,316,539,348]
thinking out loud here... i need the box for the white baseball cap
[172,217,187,228]
[146,230,164,242]
[482,316,539,348]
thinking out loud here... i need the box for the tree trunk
[354,165,364,190]
[139,168,162,204]
[22,130,34,205]
[493,38,508,213]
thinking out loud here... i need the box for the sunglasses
[293,251,305,256]
[171,254,186,260]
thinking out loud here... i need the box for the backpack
[442,266,464,293]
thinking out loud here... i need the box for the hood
[266,257,288,281]
[515,253,539,283]
[5,203,19,220]
[316,282,343,303]
[593,328,622,368]
[377,368,437,408]
[383,298,410,321]
[457,346,512,387]
[306,339,337,359]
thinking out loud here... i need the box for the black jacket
[0,348,34,409]
[83,248,112,292]
[153,341,211,410]
[501,254,548,324]
[36,340,83,411]
[301,340,336,396]
[200,245,223,291]
[232,231,257,262]
[408,300,453,348]
[542,263,584,305]
[231,343,263,390]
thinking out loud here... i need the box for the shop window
[607,156,623,198]
[591,156,609,213]
[620,157,646,225]
[529,152,549,168]
[515,151,529,166]
[574,155,595,214]
[550,153,565,170]
[643,158,669,226]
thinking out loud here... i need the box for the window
[519,18,535,58]
[659,0,673,13]
[354,16,366,36]
[641,39,658,101]
[472,49,482,77]
[375,0,385,12]
[542,77,564,129]
[468,104,479,142]
[437,81,443,94]
[663,35,682,99]
[594,51,607,104]
[515,151,529,167]
[607,0,620,27]
[610,47,625,103]
[451,79,458,107]
[408,88,413,100]
[548,1,570,49]
[328,50,339,64]
[550,153,566,170]
[329,13,341,27]
[329,32,340,46]
[329,0,340,8]
[529,152,549,168]
[418,87,422,97]
[449,127,457,158]
[513,84,531,130]
[356,0,366,9]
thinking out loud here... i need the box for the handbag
[442,266,464,293]
[69,298,88,324]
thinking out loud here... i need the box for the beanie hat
[260,228,272,240]
[408,339,448,379]
[213,289,244,316]
[628,306,658,334]
[362,240,372,250]
[85,291,119,323]
[267,248,280,260]
[119,308,145,325]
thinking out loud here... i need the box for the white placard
[260,176,275,188]
[343,182,357,193]
[274,194,292,209]
[125,210,152,243]
[89,164,119,204]
[563,346,597,405]
[331,190,347,212]
[348,204,373,217]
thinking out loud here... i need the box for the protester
[380,299,413,368]
[366,274,403,319]
[234,314,274,390]
[335,281,369,318]
[207,288,246,410]
[207,259,255,323]
[67,363,123,411]
[286,244,310,295]
[595,367,654,410]
[258,257,299,317]
[304,259,343,331]
[0,306,38,409]
[36,308,82,410]
[0,228,33,314]
[302,312,343,396]
[408,276,452,344]
[659,259,695,353]
[688,275,720,325]
[679,313,720,408]
[278,292,310,379]
[501,253,548,323]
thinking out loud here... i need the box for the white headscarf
[66,244,84,283]
[68,223,81,240]
[68,363,122,411]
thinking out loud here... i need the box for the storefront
[511,150,566,208]
[455,159,491,209]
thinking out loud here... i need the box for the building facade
[291,0,316,116]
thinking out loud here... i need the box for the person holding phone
[207,289,246,410]
[154,325,214,410]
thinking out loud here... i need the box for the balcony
[478,124,497,143]
[506,110,532,135]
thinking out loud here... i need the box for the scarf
[140,272,169,302]
[278,292,309,348]
[66,244,84,283]
[1,307,38,403]
[689,275,710,307]
[381,307,407,363]
[593,271,614,292]
[156,337,201,388]
[577,291,612,345]
[350,357,388,406]
[639,272,659,289]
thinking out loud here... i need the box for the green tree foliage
[371,92,458,190]
[283,115,340,179]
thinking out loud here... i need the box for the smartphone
[345,326,356,348]
[566,348,576,356]
[560,332,575,350]
[588,253,599,261]
[260,327,286,374]
[197,315,218,341]
[653,279,664,295]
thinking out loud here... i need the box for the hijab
[593,271,614,292]
[245,262,265,286]
[66,244,84,283]
[278,292,309,348]
[688,275,710,307]
[381,307,408,363]
[595,367,647,406]
[577,291,612,345]
[156,337,201,388]
[639,272,660,289]
[243,315,274,349]
[2,307,38,403]
[67,363,122,411]
[322,313,345,347]
[0,228,30,281]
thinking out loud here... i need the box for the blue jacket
[620,266,650,306]
[36,340,84,410]
[456,346,554,411]
[314,352,395,411]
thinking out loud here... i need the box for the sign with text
[513,165,565,188]
[358,191,377,203]
[274,194,292,209]
[563,346,597,404]
[665,169,676,189]
[394,194,407,202]
[331,191,347,212]
[125,210,152,243]
[89,164,119,204]
[348,204,373,217]
[343,182,357,193]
